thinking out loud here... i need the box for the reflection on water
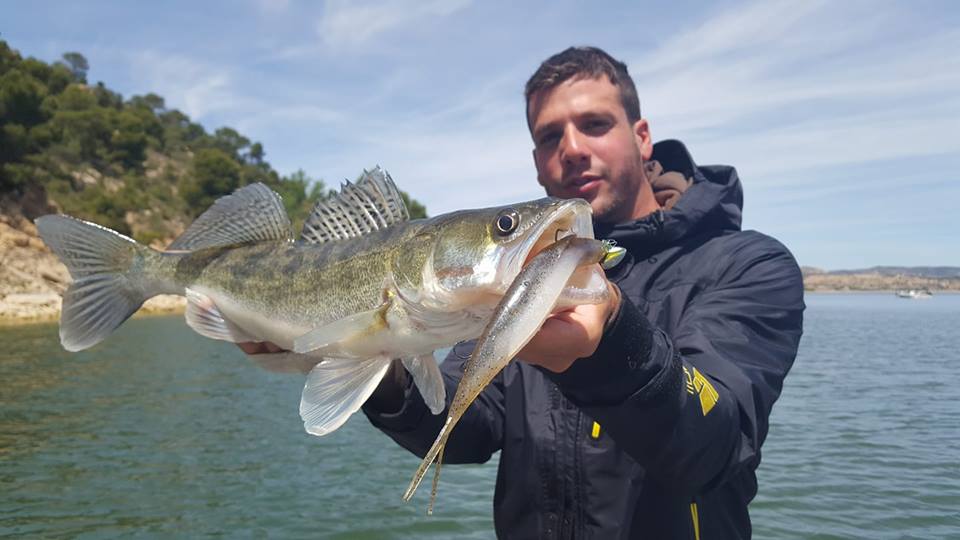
[2,294,959,538]
[754,293,960,538]
[0,316,495,538]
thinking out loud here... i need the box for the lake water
[1,293,958,538]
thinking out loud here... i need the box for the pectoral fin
[292,304,387,354]
[300,356,392,436]
[402,354,446,415]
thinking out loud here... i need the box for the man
[361,46,805,539]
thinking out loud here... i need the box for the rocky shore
[0,209,184,325]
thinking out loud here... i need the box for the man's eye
[537,132,560,147]
[584,119,610,133]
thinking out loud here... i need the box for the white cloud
[317,0,472,46]
[620,0,960,186]
[634,0,832,74]
[127,52,247,120]
[70,0,956,266]
[254,0,289,14]
[289,99,540,215]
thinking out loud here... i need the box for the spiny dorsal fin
[168,183,292,251]
[300,166,409,244]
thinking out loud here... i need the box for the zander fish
[403,235,625,513]
[36,168,608,437]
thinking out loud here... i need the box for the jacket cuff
[547,295,664,405]
[361,376,429,432]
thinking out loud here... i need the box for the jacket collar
[593,139,744,260]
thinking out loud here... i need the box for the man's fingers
[238,341,286,354]
[238,342,265,354]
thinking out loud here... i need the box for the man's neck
[628,177,661,221]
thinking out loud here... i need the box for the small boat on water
[895,289,933,299]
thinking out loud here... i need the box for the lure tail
[403,415,455,513]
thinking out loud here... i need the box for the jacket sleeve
[361,341,506,464]
[547,235,804,496]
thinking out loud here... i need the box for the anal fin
[402,354,446,415]
[293,304,386,354]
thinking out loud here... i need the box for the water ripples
[1,294,958,538]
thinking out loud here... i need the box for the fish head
[424,197,596,305]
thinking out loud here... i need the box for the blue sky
[4,0,958,269]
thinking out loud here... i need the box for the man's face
[528,76,653,224]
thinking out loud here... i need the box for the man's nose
[559,127,589,166]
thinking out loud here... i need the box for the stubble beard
[592,159,646,225]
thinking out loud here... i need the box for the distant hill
[802,266,960,279]
[0,39,427,245]
[0,38,428,322]
[828,266,960,279]
[801,266,960,292]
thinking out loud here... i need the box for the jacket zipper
[690,501,701,540]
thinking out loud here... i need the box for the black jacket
[364,140,805,539]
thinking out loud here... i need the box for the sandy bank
[0,292,185,326]
[1,208,185,326]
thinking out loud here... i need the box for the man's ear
[633,118,653,161]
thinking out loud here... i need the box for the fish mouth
[499,198,595,289]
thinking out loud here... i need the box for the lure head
[600,240,626,269]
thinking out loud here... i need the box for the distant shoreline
[0,295,186,327]
[804,289,960,295]
[3,209,958,327]
[3,289,957,328]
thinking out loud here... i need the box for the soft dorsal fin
[168,183,292,251]
[300,167,409,244]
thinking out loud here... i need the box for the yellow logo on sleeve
[683,366,719,416]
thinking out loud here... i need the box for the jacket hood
[594,139,743,257]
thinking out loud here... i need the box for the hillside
[0,39,427,323]
[801,266,960,292]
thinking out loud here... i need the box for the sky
[4,0,959,269]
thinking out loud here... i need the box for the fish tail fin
[35,215,155,351]
[403,416,454,506]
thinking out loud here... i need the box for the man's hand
[237,341,285,354]
[237,342,408,410]
[517,280,621,373]
[237,341,320,374]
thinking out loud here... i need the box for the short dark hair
[525,46,641,127]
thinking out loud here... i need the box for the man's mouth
[567,175,602,187]
[567,175,602,197]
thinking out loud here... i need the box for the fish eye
[495,210,520,236]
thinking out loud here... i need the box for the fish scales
[160,223,428,330]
